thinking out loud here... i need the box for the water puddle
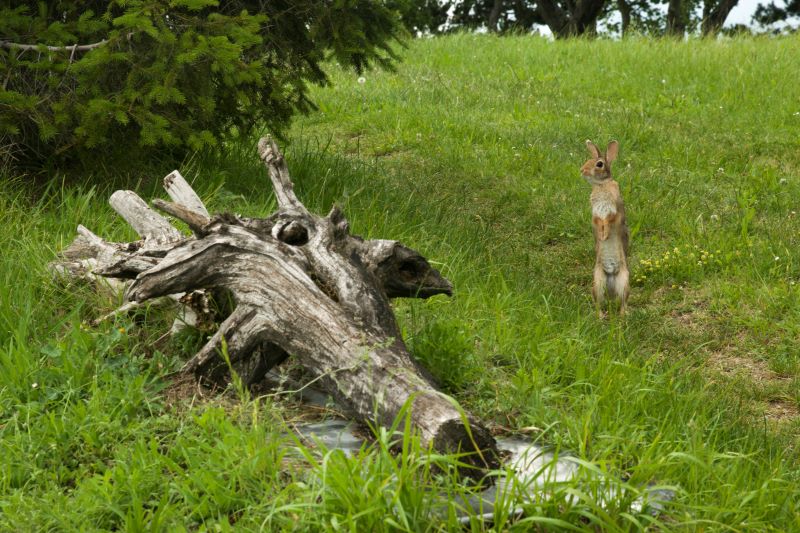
[266,371,673,522]
[294,418,674,522]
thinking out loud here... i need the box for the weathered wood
[359,239,453,299]
[109,190,182,246]
[53,225,144,284]
[152,199,210,236]
[52,137,498,473]
[163,171,210,219]
[126,223,495,466]
[53,186,210,331]
[258,137,306,213]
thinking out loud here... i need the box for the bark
[701,0,739,35]
[52,137,496,473]
[536,0,570,36]
[163,170,210,219]
[666,0,686,36]
[536,0,606,38]
[488,0,505,32]
[618,0,632,35]
[109,190,182,248]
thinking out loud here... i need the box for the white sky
[726,0,762,25]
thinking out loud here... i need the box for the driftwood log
[52,137,499,471]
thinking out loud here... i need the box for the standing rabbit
[581,140,629,317]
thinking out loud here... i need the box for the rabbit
[581,140,629,317]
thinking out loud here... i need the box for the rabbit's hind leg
[593,264,607,318]
[607,268,630,316]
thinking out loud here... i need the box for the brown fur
[582,140,630,317]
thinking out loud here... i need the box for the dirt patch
[706,349,789,385]
[707,345,798,424]
[668,297,711,333]
[160,371,227,411]
[663,287,799,425]
[765,400,800,423]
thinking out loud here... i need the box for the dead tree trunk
[52,137,499,472]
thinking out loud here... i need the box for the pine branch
[0,32,135,54]
[0,39,111,52]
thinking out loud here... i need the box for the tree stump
[52,137,499,472]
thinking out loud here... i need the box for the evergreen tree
[0,1,402,169]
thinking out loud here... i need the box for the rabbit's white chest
[592,198,616,218]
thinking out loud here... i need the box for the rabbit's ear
[606,140,619,163]
[586,140,601,158]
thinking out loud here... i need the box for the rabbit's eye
[596,161,604,168]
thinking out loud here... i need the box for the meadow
[2,34,800,530]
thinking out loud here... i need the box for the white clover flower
[710,214,719,221]
[775,256,780,261]
[779,178,788,185]
[357,76,366,85]
[31,382,38,389]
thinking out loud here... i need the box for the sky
[726,0,763,26]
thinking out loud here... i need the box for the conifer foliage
[0,1,401,168]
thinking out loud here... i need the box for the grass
[2,33,800,530]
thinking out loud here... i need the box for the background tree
[0,1,402,170]
[608,0,665,36]
[701,0,740,34]
[602,0,740,36]
[390,0,453,33]
[450,0,607,36]
[449,0,542,32]
[666,0,689,34]
[754,0,800,27]
[535,0,608,36]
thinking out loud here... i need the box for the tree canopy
[754,0,800,27]
[412,0,761,37]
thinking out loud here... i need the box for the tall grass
[1,34,800,530]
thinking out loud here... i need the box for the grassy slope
[2,34,800,530]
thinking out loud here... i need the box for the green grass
[2,34,800,530]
